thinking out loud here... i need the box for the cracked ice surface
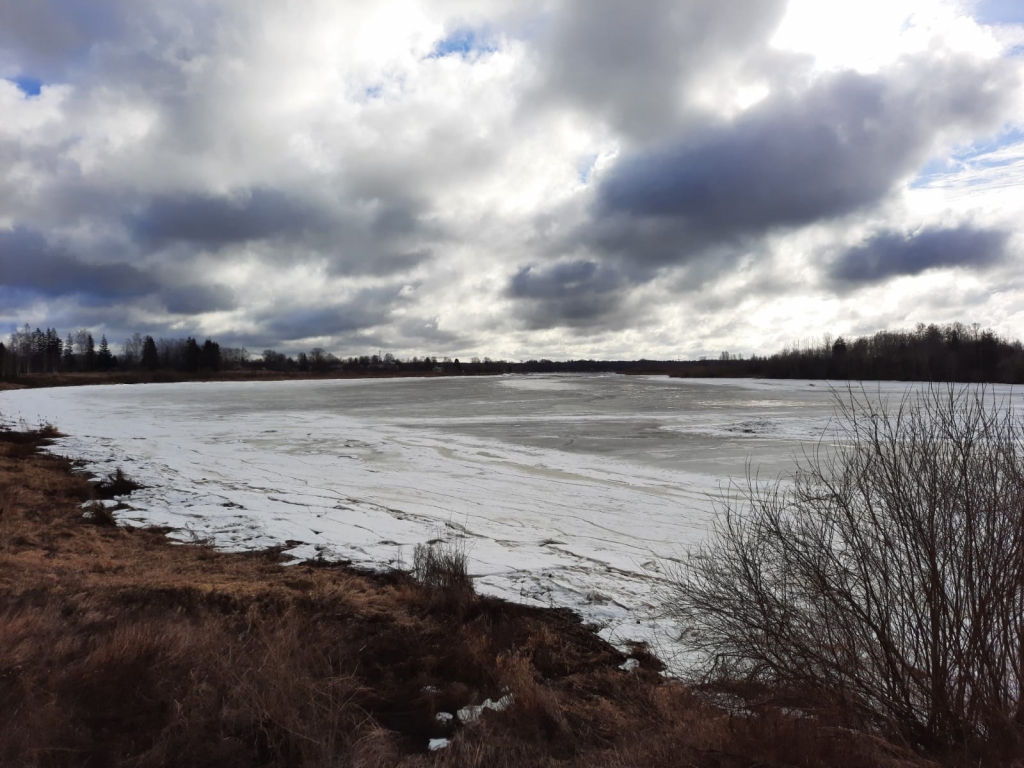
[5,374,1007,669]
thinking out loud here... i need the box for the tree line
[716,322,1024,383]
[0,325,479,379]
[0,326,229,377]
[4,321,1024,383]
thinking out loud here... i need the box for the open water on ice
[4,375,1017,668]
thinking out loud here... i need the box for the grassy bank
[0,425,944,767]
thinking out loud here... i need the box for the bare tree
[309,347,327,371]
[10,325,32,374]
[73,329,91,356]
[667,385,1024,758]
[122,332,143,368]
[221,347,250,370]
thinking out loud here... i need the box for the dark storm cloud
[506,260,632,329]
[530,52,1017,316]
[129,189,325,248]
[0,227,158,299]
[265,308,380,341]
[599,57,1016,240]
[575,214,730,274]
[0,0,124,78]
[830,225,1010,285]
[395,316,465,346]
[543,52,1021,302]
[128,189,438,277]
[370,201,422,238]
[258,285,406,343]
[536,0,787,138]
[161,284,237,314]
[509,260,621,300]
[325,199,442,277]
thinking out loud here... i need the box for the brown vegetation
[0,423,952,767]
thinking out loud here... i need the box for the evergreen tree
[200,339,221,371]
[63,333,75,370]
[30,327,45,373]
[97,335,113,370]
[84,334,96,371]
[46,328,62,372]
[183,337,201,372]
[141,335,159,371]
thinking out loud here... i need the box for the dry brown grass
[0,426,952,767]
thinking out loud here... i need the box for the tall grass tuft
[412,536,474,613]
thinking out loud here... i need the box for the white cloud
[1,0,1022,358]
[772,0,1006,72]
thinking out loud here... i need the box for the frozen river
[3,374,1008,665]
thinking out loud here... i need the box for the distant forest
[728,323,1024,383]
[2,322,1024,384]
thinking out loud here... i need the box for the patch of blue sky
[910,127,1024,188]
[910,157,956,188]
[975,0,1024,25]
[959,128,1024,164]
[10,76,43,97]
[577,154,599,185]
[426,28,496,60]
[361,76,409,102]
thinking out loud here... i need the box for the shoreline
[0,368,480,392]
[0,423,672,764]
[0,377,702,660]
[0,422,954,765]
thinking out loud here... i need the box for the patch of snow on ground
[457,693,514,724]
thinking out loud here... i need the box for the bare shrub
[37,423,61,440]
[94,467,142,499]
[667,385,1024,759]
[411,536,474,618]
[83,501,117,527]
[413,537,472,593]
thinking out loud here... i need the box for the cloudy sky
[1,0,1023,360]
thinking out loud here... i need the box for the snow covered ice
[5,374,1015,668]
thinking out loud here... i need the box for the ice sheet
[4,375,1016,670]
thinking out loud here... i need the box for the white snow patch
[457,693,514,724]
